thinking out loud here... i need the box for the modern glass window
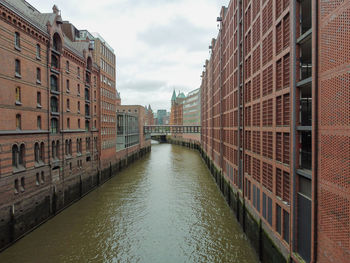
[14,32,20,48]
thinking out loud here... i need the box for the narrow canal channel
[0,142,258,263]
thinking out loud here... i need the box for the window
[41,171,45,183]
[78,101,80,112]
[66,79,70,92]
[77,67,80,77]
[50,75,58,91]
[14,32,20,49]
[85,120,89,132]
[51,55,59,69]
[15,87,21,103]
[53,33,61,52]
[20,177,25,191]
[37,92,41,106]
[19,144,25,167]
[52,141,56,159]
[51,118,58,133]
[77,84,80,96]
[12,145,19,168]
[36,44,41,59]
[37,116,41,129]
[36,173,40,185]
[67,118,70,129]
[34,142,39,163]
[40,142,45,162]
[36,68,41,83]
[66,61,69,72]
[67,99,70,111]
[50,97,58,112]
[69,139,72,155]
[78,119,81,128]
[14,179,19,194]
[16,114,21,130]
[15,59,21,77]
[55,140,59,159]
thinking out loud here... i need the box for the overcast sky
[30,0,227,111]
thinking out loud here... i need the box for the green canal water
[0,142,258,263]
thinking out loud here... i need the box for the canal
[0,142,258,263]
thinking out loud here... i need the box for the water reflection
[0,144,258,263]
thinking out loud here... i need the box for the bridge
[144,125,201,135]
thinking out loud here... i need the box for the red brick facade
[200,1,349,263]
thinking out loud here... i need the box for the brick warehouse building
[0,0,127,250]
[200,1,349,263]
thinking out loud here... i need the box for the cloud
[138,17,211,52]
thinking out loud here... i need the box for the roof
[171,90,177,101]
[1,0,57,33]
[177,92,186,99]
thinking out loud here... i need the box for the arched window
[51,118,58,134]
[52,33,61,52]
[69,139,72,155]
[56,140,59,159]
[19,144,25,167]
[34,142,39,163]
[51,97,58,112]
[12,145,19,168]
[16,114,21,130]
[40,142,45,162]
[76,138,79,153]
[87,57,92,70]
[52,141,56,159]
[79,139,82,153]
[65,140,68,156]
[50,75,58,91]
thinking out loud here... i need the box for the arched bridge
[144,125,201,135]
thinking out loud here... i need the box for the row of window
[14,32,41,59]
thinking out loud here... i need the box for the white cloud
[29,0,227,111]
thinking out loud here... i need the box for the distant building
[116,105,151,157]
[183,88,201,126]
[170,90,186,126]
[157,109,167,125]
[144,105,154,125]
[182,88,201,142]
